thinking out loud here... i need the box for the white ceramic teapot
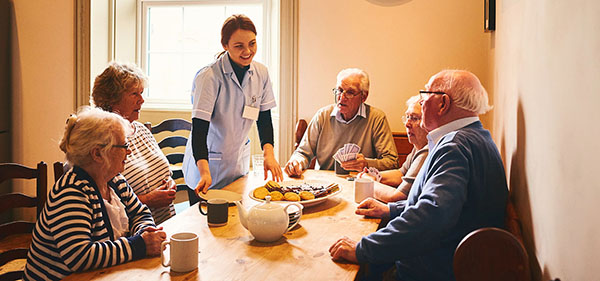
[235,196,302,242]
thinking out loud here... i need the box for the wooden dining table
[65,170,382,281]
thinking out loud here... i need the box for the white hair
[59,106,132,168]
[336,68,370,93]
[427,70,492,114]
[406,95,421,107]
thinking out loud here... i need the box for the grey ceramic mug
[199,198,228,226]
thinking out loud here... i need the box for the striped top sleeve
[122,121,175,224]
[24,166,155,281]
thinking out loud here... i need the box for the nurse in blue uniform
[183,14,283,194]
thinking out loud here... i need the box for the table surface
[65,170,381,281]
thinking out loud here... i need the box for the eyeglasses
[332,88,363,98]
[419,90,447,100]
[402,115,421,124]
[112,142,130,150]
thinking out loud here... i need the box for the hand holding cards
[333,143,361,163]
[366,167,382,182]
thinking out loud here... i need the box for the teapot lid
[256,195,283,210]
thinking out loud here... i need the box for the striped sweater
[24,166,156,281]
[124,121,175,224]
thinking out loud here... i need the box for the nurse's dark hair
[217,14,257,59]
[92,61,148,111]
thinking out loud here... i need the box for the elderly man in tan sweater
[285,68,398,177]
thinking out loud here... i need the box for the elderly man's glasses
[402,115,421,124]
[419,90,447,100]
[332,88,362,98]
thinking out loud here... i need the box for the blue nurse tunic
[182,53,277,190]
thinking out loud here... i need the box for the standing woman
[183,14,283,194]
[92,62,176,224]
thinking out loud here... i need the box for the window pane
[148,7,183,52]
[143,2,265,107]
[183,6,223,52]
[147,53,185,102]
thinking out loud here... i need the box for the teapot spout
[234,200,249,229]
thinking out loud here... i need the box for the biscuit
[269,191,284,201]
[265,180,281,189]
[284,192,301,201]
[253,187,269,199]
[299,191,315,200]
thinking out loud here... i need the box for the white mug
[355,178,374,203]
[161,232,199,272]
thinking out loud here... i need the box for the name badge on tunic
[242,106,259,120]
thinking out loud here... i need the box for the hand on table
[355,198,390,219]
[341,153,367,172]
[329,236,358,263]
[141,226,166,257]
[284,160,304,177]
[264,154,283,182]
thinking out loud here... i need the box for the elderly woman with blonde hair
[357,95,429,202]
[92,61,176,224]
[24,107,166,281]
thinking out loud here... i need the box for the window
[86,0,297,162]
[140,0,271,110]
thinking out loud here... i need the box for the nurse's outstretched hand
[195,159,212,194]
[263,144,283,182]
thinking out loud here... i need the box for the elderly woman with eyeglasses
[357,95,429,202]
[24,107,166,281]
[92,62,176,225]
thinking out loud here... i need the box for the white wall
[10,0,75,219]
[493,0,600,280]
[298,0,493,132]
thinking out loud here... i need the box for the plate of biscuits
[250,180,341,207]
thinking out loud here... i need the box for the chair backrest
[453,227,531,281]
[0,161,47,280]
[148,118,192,134]
[53,161,65,183]
[294,119,316,169]
[392,132,412,167]
[146,119,200,206]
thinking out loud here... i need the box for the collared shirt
[427,116,479,151]
[331,103,367,124]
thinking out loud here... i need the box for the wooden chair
[53,161,65,183]
[0,161,47,280]
[293,119,316,169]
[454,227,530,281]
[453,199,531,281]
[145,119,200,209]
[392,132,412,167]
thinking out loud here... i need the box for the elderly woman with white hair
[24,107,166,281]
[357,95,429,202]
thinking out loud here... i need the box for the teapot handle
[284,202,303,232]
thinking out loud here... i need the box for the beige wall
[298,0,493,133]
[493,0,600,280]
[10,0,75,221]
